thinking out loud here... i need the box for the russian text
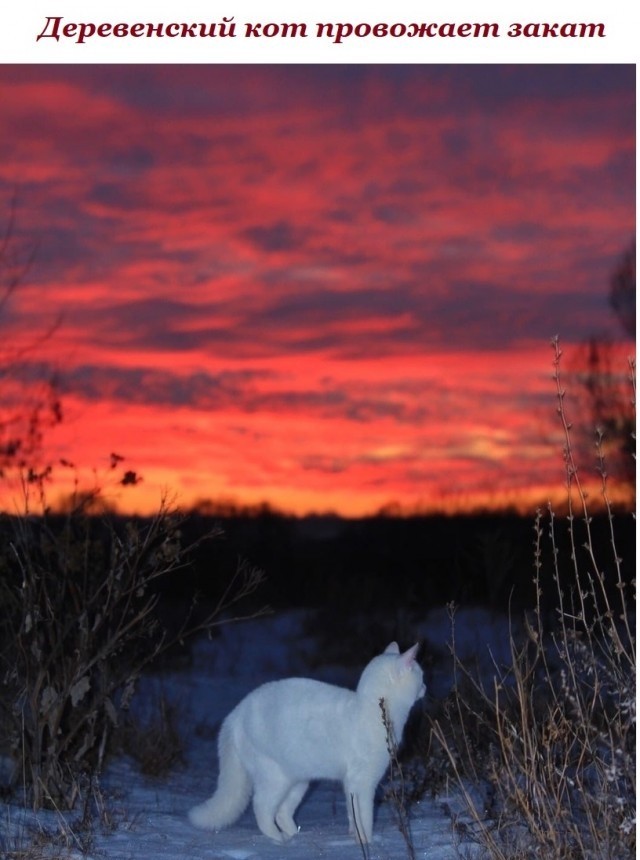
[508,21,605,37]
[316,21,499,43]
[37,16,238,42]
[36,17,606,44]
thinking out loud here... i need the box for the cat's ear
[384,641,400,655]
[400,642,420,667]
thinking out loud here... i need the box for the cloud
[243,221,315,253]
[59,363,272,409]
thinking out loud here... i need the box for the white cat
[188,641,425,843]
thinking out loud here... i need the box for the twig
[351,793,370,860]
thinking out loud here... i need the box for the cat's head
[356,641,426,705]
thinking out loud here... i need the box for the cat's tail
[188,720,252,830]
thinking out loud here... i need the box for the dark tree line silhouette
[571,241,635,492]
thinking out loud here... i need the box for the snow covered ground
[2,609,503,859]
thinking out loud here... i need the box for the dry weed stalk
[351,792,371,860]
[380,696,416,860]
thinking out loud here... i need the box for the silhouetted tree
[0,196,63,481]
[570,242,635,494]
[610,240,635,338]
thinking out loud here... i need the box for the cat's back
[229,677,356,744]
[238,676,354,719]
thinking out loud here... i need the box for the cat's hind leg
[275,781,309,838]
[252,770,295,843]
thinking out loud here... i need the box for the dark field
[175,509,635,616]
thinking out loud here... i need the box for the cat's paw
[268,829,292,844]
[275,816,299,839]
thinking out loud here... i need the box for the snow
[1,609,495,859]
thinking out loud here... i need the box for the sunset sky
[0,64,635,516]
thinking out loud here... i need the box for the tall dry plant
[431,337,635,859]
[0,494,265,811]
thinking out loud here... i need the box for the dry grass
[0,492,265,812]
[430,338,636,859]
[115,691,185,779]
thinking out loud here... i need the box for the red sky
[0,65,635,516]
